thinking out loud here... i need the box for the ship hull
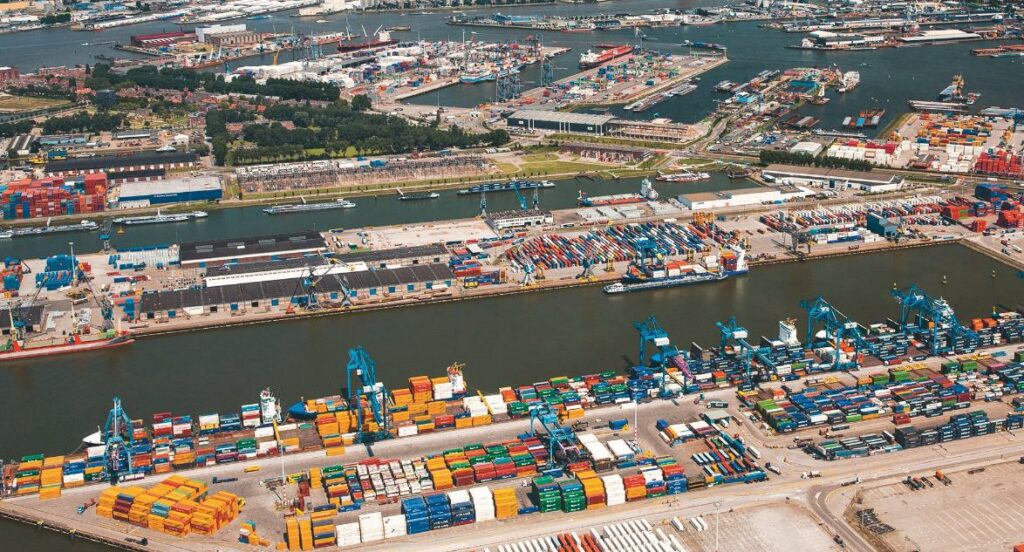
[605,269,746,294]
[0,336,134,362]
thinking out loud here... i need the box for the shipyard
[1,0,1024,550]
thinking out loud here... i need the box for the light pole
[714,500,722,552]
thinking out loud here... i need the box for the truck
[707,400,729,409]
[765,463,782,475]
[801,470,821,479]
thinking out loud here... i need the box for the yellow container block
[326,446,346,457]
[471,415,492,426]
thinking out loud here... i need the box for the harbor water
[2,175,750,259]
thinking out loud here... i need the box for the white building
[761,164,904,193]
[678,185,814,210]
[486,209,554,231]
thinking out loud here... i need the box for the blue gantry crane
[716,316,772,384]
[891,284,978,355]
[101,396,136,483]
[346,347,390,444]
[633,315,682,397]
[527,402,579,468]
[799,296,867,371]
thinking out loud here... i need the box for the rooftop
[762,164,900,184]
[179,231,327,263]
[46,151,198,172]
[336,244,448,264]
[508,109,614,126]
[119,176,222,198]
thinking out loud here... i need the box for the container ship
[679,40,727,51]
[456,180,554,195]
[0,332,134,362]
[604,247,747,294]
[337,29,397,52]
[578,177,658,207]
[578,44,633,69]
[263,198,356,215]
[9,220,98,238]
[936,74,979,104]
[112,211,208,226]
[397,191,440,201]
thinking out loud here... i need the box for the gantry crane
[527,402,579,468]
[575,257,596,281]
[717,317,784,385]
[101,396,136,484]
[633,315,685,397]
[345,347,390,444]
[891,285,978,356]
[800,296,864,371]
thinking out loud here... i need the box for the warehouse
[761,164,904,192]
[486,209,554,231]
[203,258,369,288]
[678,185,814,210]
[507,110,613,135]
[179,231,327,268]
[335,244,449,268]
[115,176,223,208]
[137,263,455,319]
[45,151,200,183]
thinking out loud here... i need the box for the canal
[3,174,751,259]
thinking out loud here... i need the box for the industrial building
[801,30,885,48]
[178,231,328,268]
[202,258,367,288]
[0,303,44,336]
[137,264,455,319]
[336,244,449,268]
[46,151,200,183]
[115,176,223,208]
[486,209,554,231]
[507,110,614,135]
[866,213,899,238]
[558,142,650,164]
[761,164,904,193]
[678,185,814,210]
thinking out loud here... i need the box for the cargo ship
[337,29,397,52]
[460,66,496,83]
[397,191,440,201]
[263,198,356,215]
[0,332,134,362]
[0,229,11,239]
[578,177,658,206]
[936,74,979,105]
[578,44,633,69]
[456,180,554,195]
[9,219,98,238]
[604,247,747,294]
[112,210,208,226]
[837,71,860,93]
[679,40,727,51]
[842,108,885,129]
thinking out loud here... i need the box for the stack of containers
[483,394,507,417]
[492,487,519,519]
[13,454,43,495]
[601,474,626,506]
[622,473,647,502]
[426,494,452,531]
[426,457,453,490]
[447,489,475,526]
[576,470,606,509]
[641,466,667,498]
[469,487,495,522]
[559,479,586,513]
[334,521,360,548]
[39,456,63,499]
[238,520,265,546]
[358,512,384,544]
[383,514,407,539]
[432,377,453,401]
[311,506,336,547]
[409,376,433,404]
[659,459,688,494]
[401,497,430,534]
[533,476,563,513]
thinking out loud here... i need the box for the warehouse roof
[508,110,614,126]
[179,231,327,263]
[46,151,198,172]
[488,209,553,219]
[119,176,222,198]
[139,263,455,312]
[559,141,648,154]
[337,244,448,264]
[204,257,322,278]
[762,164,901,185]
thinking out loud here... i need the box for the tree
[212,135,229,166]
[351,94,372,112]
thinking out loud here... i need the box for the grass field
[0,95,69,112]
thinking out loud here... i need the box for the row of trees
[759,149,874,172]
[83,65,340,103]
[0,120,34,138]
[42,112,126,134]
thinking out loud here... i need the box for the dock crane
[101,396,136,484]
[527,402,580,469]
[891,285,978,356]
[575,257,596,281]
[2,275,48,351]
[345,347,390,444]
[800,296,868,371]
[717,317,783,385]
[633,315,685,398]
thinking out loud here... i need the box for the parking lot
[857,460,1024,551]
[676,503,842,552]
